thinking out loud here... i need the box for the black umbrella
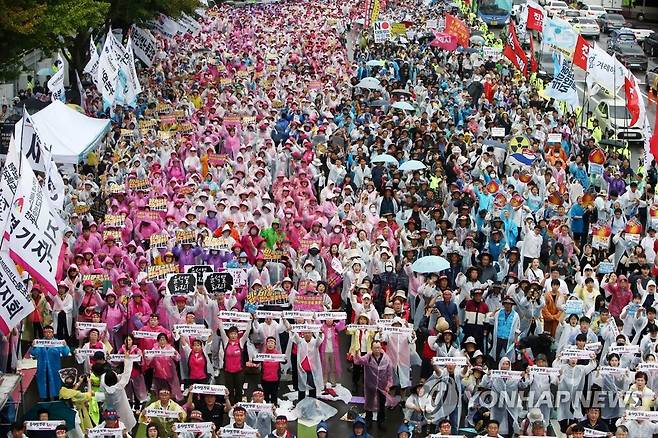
[467,81,483,101]
[23,401,76,431]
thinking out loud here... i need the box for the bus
[622,0,658,22]
[477,0,512,27]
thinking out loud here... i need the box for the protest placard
[247,285,288,306]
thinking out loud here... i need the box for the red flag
[651,108,658,163]
[572,35,591,71]
[445,14,470,48]
[526,1,545,31]
[624,74,641,127]
[529,34,538,73]
[504,21,528,76]
[430,31,459,51]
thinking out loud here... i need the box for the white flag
[8,153,64,296]
[47,54,66,103]
[586,44,626,93]
[106,32,141,107]
[0,249,35,335]
[131,26,158,67]
[76,71,87,112]
[0,135,23,242]
[96,31,119,108]
[544,57,579,108]
[12,112,65,211]
[150,14,181,38]
[83,38,100,81]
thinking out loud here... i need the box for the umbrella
[470,35,485,45]
[392,101,415,111]
[366,60,386,67]
[391,89,412,97]
[23,401,76,431]
[398,160,426,171]
[411,256,450,274]
[371,154,399,166]
[37,67,54,76]
[368,99,388,107]
[355,77,381,90]
[483,139,507,149]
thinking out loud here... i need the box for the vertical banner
[83,38,100,82]
[0,250,34,335]
[131,26,158,67]
[47,54,66,103]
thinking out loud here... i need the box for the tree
[0,0,200,88]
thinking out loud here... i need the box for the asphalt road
[538,19,658,166]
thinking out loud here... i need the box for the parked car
[607,40,649,71]
[646,66,658,93]
[563,8,582,21]
[644,32,658,57]
[580,4,607,18]
[593,99,645,145]
[607,28,637,50]
[596,13,626,33]
[545,0,568,17]
[571,17,601,38]
[623,27,654,43]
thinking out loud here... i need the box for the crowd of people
[3,0,658,437]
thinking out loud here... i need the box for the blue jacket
[348,417,374,438]
[31,344,70,399]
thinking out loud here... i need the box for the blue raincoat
[31,343,71,399]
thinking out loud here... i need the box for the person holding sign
[556,350,598,432]
[139,387,186,437]
[284,319,324,403]
[353,341,393,429]
[218,316,254,405]
[31,325,71,401]
[147,333,182,400]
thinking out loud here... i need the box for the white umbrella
[411,256,450,273]
[366,60,386,67]
[398,160,427,172]
[355,77,381,90]
[392,101,415,111]
[371,154,399,166]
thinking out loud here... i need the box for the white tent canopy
[24,101,111,164]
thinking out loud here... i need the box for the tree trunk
[65,32,90,105]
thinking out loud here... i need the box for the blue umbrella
[37,67,54,76]
[411,256,450,273]
[371,154,399,166]
[398,159,426,172]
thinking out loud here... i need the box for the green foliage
[0,0,200,82]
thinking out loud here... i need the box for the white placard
[108,354,142,362]
[219,311,252,321]
[528,366,560,376]
[586,342,602,351]
[220,428,258,437]
[608,345,639,355]
[133,330,160,339]
[598,366,628,375]
[87,428,123,437]
[379,325,413,334]
[33,339,67,348]
[256,310,282,319]
[547,133,562,143]
[76,322,107,332]
[584,428,608,437]
[346,324,379,331]
[564,299,584,315]
[432,356,468,366]
[291,324,323,333]
[25,421,65,430]
[491,127,505,138]
[626,410,658,421]
[560,349,594,360]
[238,402,273,412]
[75,348,105,358]
[144,408,182,419]
[315,311,347,321]
[174,422,213,433]
[253,353,287,362]
[191,384,227,395]
[173,324,212,338]
[144,349,177,358]
[637,362,658,371]
[489,370,524,380]
[283,311,315,320]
